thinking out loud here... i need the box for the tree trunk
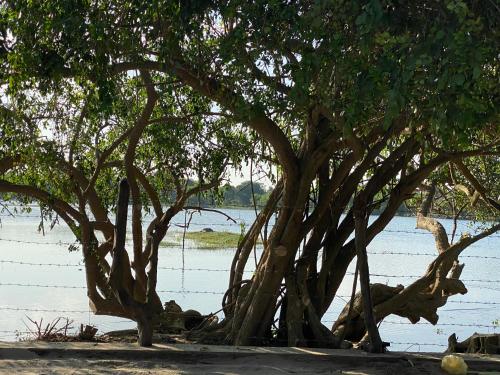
[354,198,384,353]
[229,198,306,346]
[137,313,154,347]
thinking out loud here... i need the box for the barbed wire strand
[1,236,499,260]
[1,305,495,329]
[0,260,499,283]
[0,327,451,348]
[0,283,498,307]
[1,220,499,237]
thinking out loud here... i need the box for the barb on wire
[157,289,225,295]
[0,282,86,289]
[321,319,497,328]
[1,235,498,261]
[346,271,500,283]
[380,320,498,328]
[0,237,78,246]
[0,282,225,295]
[390,341,447,347]
[0,306,88,313]
[0,260,82,267]
[0,259,257,273]
[329,295,500,306]
[368,251,500,260]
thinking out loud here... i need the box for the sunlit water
[0,208,498,352]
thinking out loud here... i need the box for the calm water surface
[0,208,498,352]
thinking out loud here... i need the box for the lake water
[0,208,498,352]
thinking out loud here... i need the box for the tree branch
[0,179,83,223]
[453,159,500,212]
[112,59,299,179]
[416,183,450,254]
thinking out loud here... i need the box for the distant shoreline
[1,201,498,222]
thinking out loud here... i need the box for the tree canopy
[0,1,498,349]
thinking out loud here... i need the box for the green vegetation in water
[183,231,244,249]
[159,240,180,247]
[160,231,261,249]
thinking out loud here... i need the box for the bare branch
[416,183,450,254]
[183,206,237,223]
[124,70,159,286]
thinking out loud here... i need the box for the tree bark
[137,308,154,347]
[353,197,384,353]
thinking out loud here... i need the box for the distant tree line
[162,180,271,208]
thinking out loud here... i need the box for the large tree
[0,70,249,345]
[1,1,498,350]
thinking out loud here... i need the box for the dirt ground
[1,342,499,375]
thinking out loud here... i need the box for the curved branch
[0,179,83,223]
[183,206,237,223]
[416,183,450,254]
[83,125,134,196]
[124,70,159,287]
[133,166,162,218]
[112,60,299,179]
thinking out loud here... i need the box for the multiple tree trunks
[209,123,445,349]
[1,2,499,351]
[107,179,156,346]
[330,185,499,347]
[90,172,221,346]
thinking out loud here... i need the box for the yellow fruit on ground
[441,354,468,375]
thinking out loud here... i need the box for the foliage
[181,231,249,250]
[0,0,498,349]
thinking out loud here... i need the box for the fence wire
[0,282,498,307]
[1,235,499,260]
[1,215,498,350]
[1,258,499,283]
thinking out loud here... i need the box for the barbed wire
[0,259,83,267]
[320,319,498,329]
[0,237,78,246]
[0,306,89,313]
[0,282,225,295]
[1,257,499,283]
[157,289,225,295]
[0,306,217,319]
[445,300,500,305]
[1,304,495,329]
[0,328,452,348]
[327,297,500,306]
[0,259,255,273]
[0,282,86,289]
[332,296,500,305]
[2,259,499,283]
[345,272,500,283]
[390,341,447,347]
[241,335,449,348]
[380,320,498,329]
[368,251,500,260]
[1,236,499,261]
[1,217,499,237]
[0,283,497,307]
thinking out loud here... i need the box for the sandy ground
[1,342,499,375]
